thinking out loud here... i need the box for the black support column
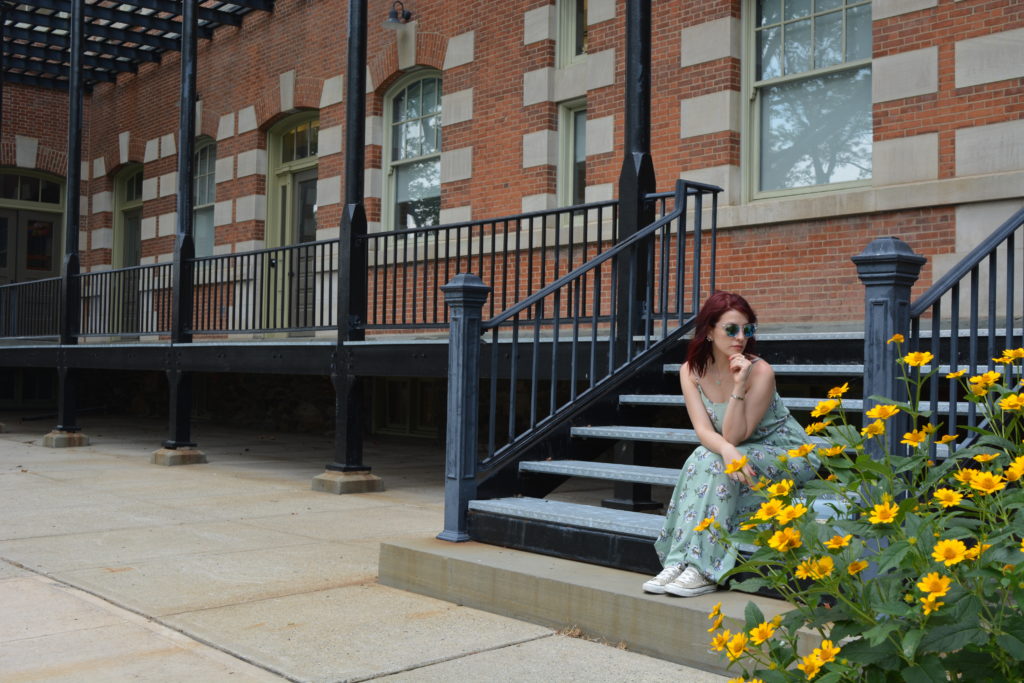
[313,0,381,494]
[44,0,89,448]
[152,0,204,466]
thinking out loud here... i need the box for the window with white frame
[114,165,143,268]
[268,114,319,246]
[559,102,587,206]
[558,0,588,67]
[193,140,215,257]
[385,72,441,231]
[752,0,871,194]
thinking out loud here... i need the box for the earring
[706,337,712,342]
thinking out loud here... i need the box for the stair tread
[619,395,976,413]
[469,497,663,538]
[664,363,864,375]
[571,425,701,443]
[520,459,680,486]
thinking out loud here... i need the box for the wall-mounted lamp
[384,1,412,30]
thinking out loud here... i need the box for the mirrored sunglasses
[719,322,757,338]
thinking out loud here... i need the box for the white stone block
[522,193,556,213]
[956,119,1024,176]
[365,168,382,199]
[217,113,235,140]
[955,200,1024,252]
[586,115,614,156]
[366,66,375,94]
[214,200,233,227]
[441,146,473,182]
[584,183,614,202]
[91,191,112,214]
[92,227,113,250]
[79,197,88,216]
[523,67,554,106]
[236,149,267,178]
[680,165,740,206]
[443,88,473,126]
[955,27,1024,89]
[157,212,177,237]
[279,70,296,112]
[681,17,739,68]
[90,155,104,179]
[680,90,740,138]
[235,194,266,222]
[397,21,417,70]
[586,49,615,91]
[237,106,258,134]
[160,133,176,158]
[119,131,131,165]
[320,74,344,107]
[233,240,265,253]
[588,0,615,24]
[144,138,159,163]
[873,134,939,185]
[140,217,157,241]
[159,172,177,198]
[317,175,341,207]
[318,125,343,157]
[141,177,158,202]
[873,0,936,20]
[444,31,475,70]
[872,47,938,103]
[366,115,384,146]
[80,161,90,181]
[215,156,234,184]
[439,205,472,225]
[555,61,587,101]
[522,130,558,168]
[524,4,556,44]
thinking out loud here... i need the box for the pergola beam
[3,53,116,80]
[5,41,138,73]
[9,7,180,51]
[28,0,215,40]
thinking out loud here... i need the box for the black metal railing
[477,180,720,470]
[78,263,174,337]
[0,277,61,339]
[360,201,619,329]
[909,206,1024,445]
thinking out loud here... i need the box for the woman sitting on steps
[643,291,818,597]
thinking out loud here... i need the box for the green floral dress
[653,381,818,583]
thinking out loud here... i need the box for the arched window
[0,169,63,284]
[384,72,441,231]
[113,165,143,268]
[193,139,216,257]
[267,113,319,247]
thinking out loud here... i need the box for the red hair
[684,291,758,377]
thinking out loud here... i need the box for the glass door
[291,168,318,329]
[0,210,14,284]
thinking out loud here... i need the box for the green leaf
[919,619,987,653]
[727,576,770,593]
[863,620,901,646]
[744,601,765,631]
[901,655,950,683]
[875,540,912,575]
[995,633,1024,661]
[842,637,901,669]
[815,672,844,683]
[902,628,925,659]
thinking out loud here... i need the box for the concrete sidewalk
[0,414,728,682]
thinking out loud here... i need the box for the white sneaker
[642,565,684,594]
[664,566,717,597]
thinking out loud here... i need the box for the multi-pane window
[193,142,216,257]
[753,0,872,193]
[560,103,587,206]
[269,114,320,246]
[116,167,143,267]
[558,0,588,66]
[0,172,62,205]
[387,74,441,231]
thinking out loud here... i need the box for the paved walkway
[0,414,728,682]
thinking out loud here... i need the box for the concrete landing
[380,537,791,676]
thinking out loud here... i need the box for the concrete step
[571,425,701,444]
[468,497,662,539]
[619,395,976,414]
[664,363,863,376]
[519,459,680,486]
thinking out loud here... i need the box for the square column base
[42,430,91,448]
[151,448,207,466]
[311,471,384,494]
[0,423,6,433]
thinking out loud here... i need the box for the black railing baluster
[550,288,561,416]
[987,251,996,364]
[570,278,580,401]
[1006,235,1016,349]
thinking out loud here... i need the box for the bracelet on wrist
[730,393,745,401]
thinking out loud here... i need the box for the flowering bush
[710,339,1024,682]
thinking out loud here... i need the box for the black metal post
[614,0,656,363]
[438,273,491,542]
[164,0,199,450]
[54,0,85,436]
[326,0,369,474]
[852,237,926,456]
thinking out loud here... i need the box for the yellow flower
[903,351,934,367]
[813,640,841,665]
[901,429,927,447]
[805,421,830,435]
[968,371,1002,396]
[937,434,959,444]
[777,503,808,525]
[707,614,724,632]
[795,556,834,580]
[724,456,748,474]
[767,480,793,497]
[693,516,715,532]
[787,444,815,459]
[887,333,904,345]
[818,445,843,458]
[920,595,944,615]
[710,629,731,652]
[932,539,968,566]
[1020,539,1024,553]
[725,632,749,661]
[999,394,1024,411]
[973,453,999,462]
[848,560,869,576]
[753,499,785,522]
[964,543,991,560]
[828,382,850,398]
[767,527,802,552]
[946,369,966,378]
[1005,461,1024,482]
[921,423,937,434]
[708,601,722,619]
[969,471,1006,496]
[810,399,840,418]
[861,419,885,438]
[825,534,852,550]
[796,653,822,680]
[1002,347,1024,359]
[866,404,900,420]
[916,572,951,597]
[953,468,979,486]
[750,478,768,491]
[933,488,963,508]
[749,621,776,645]
[868,501,900,524]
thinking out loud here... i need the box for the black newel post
[45,0,87,447]
[438,274,491,542]
[152,0,204,465]
[853,237,926,456]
